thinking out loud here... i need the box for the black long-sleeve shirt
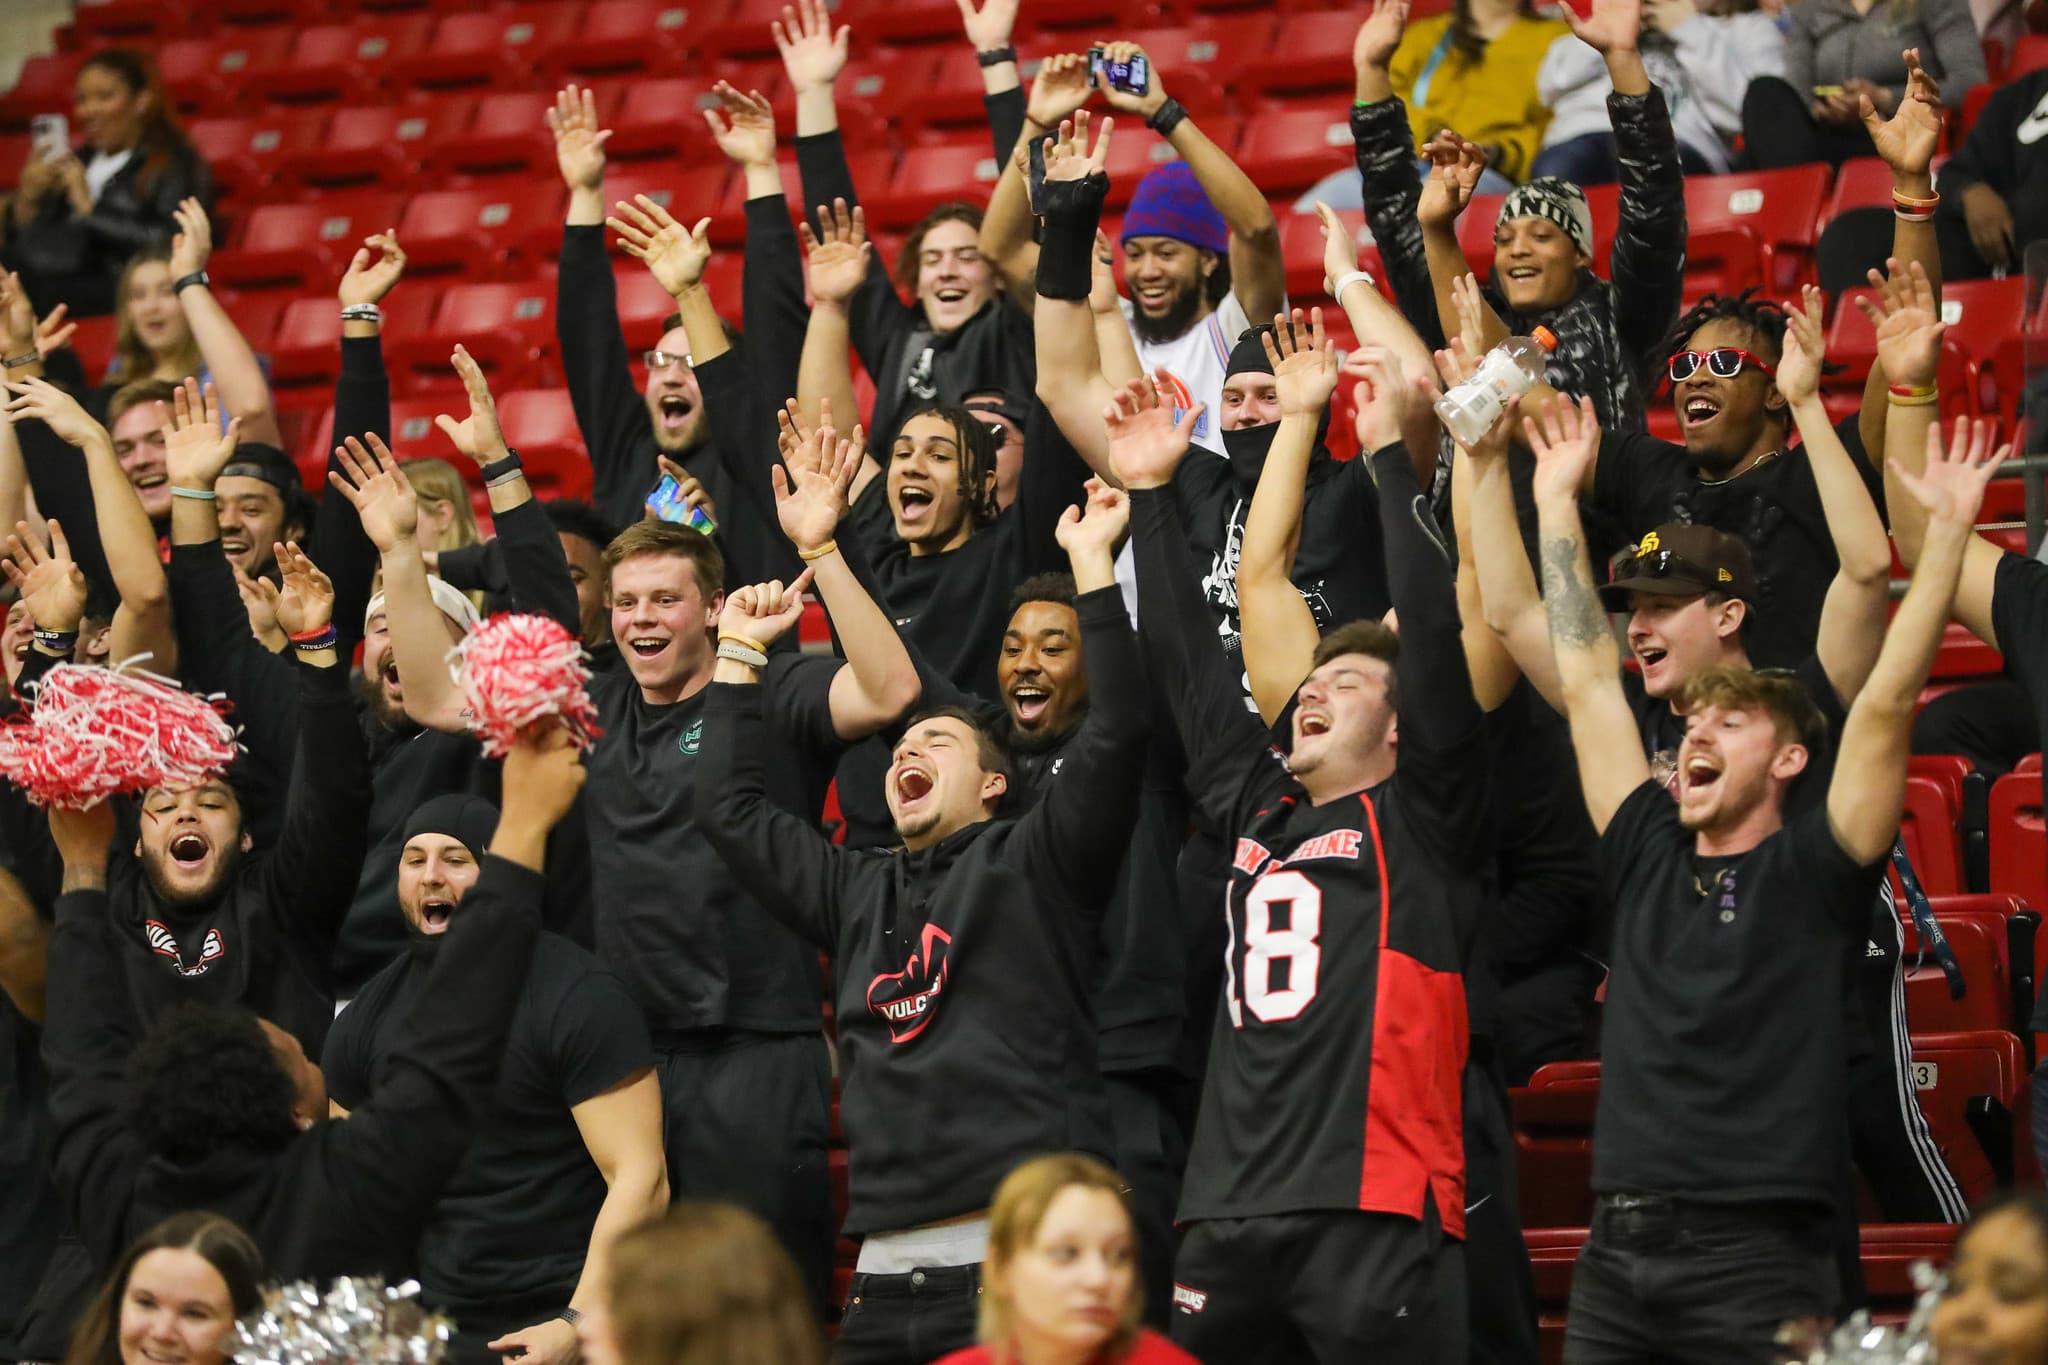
[43,852,542,1280]
[3,143,212,314]
[791,128,1036,441]
[697,586,1145,1234]
[1129,454,1488,1229]
[319,334,389,662]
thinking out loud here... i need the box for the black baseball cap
[1599,522,1757,610]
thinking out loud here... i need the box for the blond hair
[979,1154,1143,1360]
[112,248,199,386]
[605,1204,824,1365]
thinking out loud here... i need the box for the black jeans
[1741,76,1877,170]
[1563,1193,1838,1365]
[834,1265,981,1365]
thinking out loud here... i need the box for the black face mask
[1222,420,1280,489]
[1221,324,1332,490]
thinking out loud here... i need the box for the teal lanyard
[1410,28,1457,113]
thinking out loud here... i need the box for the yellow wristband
[1887,390,1940,407]
[718,631,768,654]
[797,539,839,562]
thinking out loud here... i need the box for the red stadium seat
[0,136,31,193]
[604,164,735,246]
[1163,16,1281,103]
[69,0,196,45]
[1509,1061,1599,1229]
[606,78,723,161]
[64,315,120,385]
[1677,226,1765,306]
[395,186,567,276]
[1454,192,1510,280]
[1990,769,2048,921]
[1235,108,1354,196]
[184,110,330,202]
[394,5,585,89]
[496,389,594,497]
[1240,11,1368,100]
[1825,157,1897,223]
[265,290,438,390]
[699,0,791,59]
[0,54,81,132]
[2009,34,2048,79]
[1683,167,1830,293]
[866,0,980,45]
[867,137,1004,228]
[246,16,436,104]
[1898,773,1967,897]
[211,192,408,288]
[284,97,476,189]
[837,52,943,133]
[613,264,683,351]
[541,0,700,79]
[157,31,297,116]
[1910,1029,2029,1205]
[1939,277,2029,428]
[1901,907,2010,1033]
[388,278,557,392]
[426,90,560,176]
[1277,208,1388,302]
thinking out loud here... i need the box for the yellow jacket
[1389,12,1570,183]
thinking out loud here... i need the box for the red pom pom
[452,613,601,758]
[0,664,241,809]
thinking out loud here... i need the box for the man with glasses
[1558,292,1893,668]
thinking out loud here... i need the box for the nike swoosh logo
[1466,1194,1492,1214]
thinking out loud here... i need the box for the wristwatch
[172,270,210,294]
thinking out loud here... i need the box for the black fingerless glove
[1033,172,1111,302]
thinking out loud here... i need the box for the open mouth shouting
[1682,754,1722,794]
[1682,393,1722,431]
[419,896,456,932]
[1297,708,1332,739]
[168,831,211,869]
[656,393,696,436]
[1008,682,1052,726]
[626,634,671,662]
[894,483,935,528]
[893,764,934,810]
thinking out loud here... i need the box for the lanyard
[1892,836,1964,1000]
[1410,29,1456,114]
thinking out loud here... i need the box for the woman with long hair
[1929,1192,2048,1365]
[62,1213,264,1365]
[3,49,213,317]
[577,1204,823,1365]
[933,1155,1197,1365]
[400,457,490,613]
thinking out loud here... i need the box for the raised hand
[498,724,589,838]
[774,0,850,93]
[1522,393,1602,503]
[955,0,1019,53]
[271,540,336,638]
[338,230,406,308]
[1092,40,1167,117]
[233,562,286,650]
[433,345,510,465]
[1314,200,1365,297]
[1416,131,1485,231]
[1055,476,1130,560]
[3,518,85,634]
[1863,48,1941,176]
[773,420,864,552]
[0,271,37,357]
[157,378,241,489]
[1104,370,1201,490]
[329,433,420,552]
[1345,345,1413,453]
[652,455,718,525]
[702,82,777,169]
[1559,0,1641,54]
[1894,417,2008,530]
[1027,52,1094,131]
[1263,307,1338,419]
[48,799,116,879]
[1353,0,1411,74]
[168,197,213,279]
[35,302,75,360]
[1775,283,1827,407]
[719,569,817,647]
[1044,110,1114,182]
[1448,271,1488,355]
[608,196,712,297]
[547,84,612,193]
[800,199,871,306]
[4,376,110,452]
[1088,229,1120,315]
[1855,256,1944,391]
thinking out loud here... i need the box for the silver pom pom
[234,1278,454,1365]
[1777,1261,1947,1364]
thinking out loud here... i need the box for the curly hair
[124,1003,299,1166]
[1654,287,1791,376]
[1008,572,1077,616]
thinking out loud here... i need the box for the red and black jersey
[1129,447,1490,1239]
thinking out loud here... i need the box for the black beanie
[400,794,500,862]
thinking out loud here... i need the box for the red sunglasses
[1668,347,1774,382]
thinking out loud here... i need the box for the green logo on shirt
[679,719,702,756]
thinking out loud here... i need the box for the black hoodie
[44,853,544,1281]
[697,586,1146,1234]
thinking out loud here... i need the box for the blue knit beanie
[1120,162,1228,255]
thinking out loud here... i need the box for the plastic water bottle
[1433,326,1559,447]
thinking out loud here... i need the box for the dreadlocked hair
[1651,287,1815,423]
[896,402,1002,530]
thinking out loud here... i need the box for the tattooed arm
[1525,395,1649,834]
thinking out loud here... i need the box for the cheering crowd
[0,0,2045,1361]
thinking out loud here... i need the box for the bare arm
[776,0,850,138]
[794,201,877,501]
[1829,422,2005,863]
[168,200,281,447]
[1856,51,1945,467]
[1237,312,1333,724]
[563,1072,670,1315]
[1317,202,1440,479]
[1449,442,1524,712]
[1527,396,1650,832]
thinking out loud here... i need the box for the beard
[1129,280,1207,347]
[357,667,409,731]
[140,840,242,906]
[893,807,941,843]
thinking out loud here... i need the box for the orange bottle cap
[1531,326,1558,350]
